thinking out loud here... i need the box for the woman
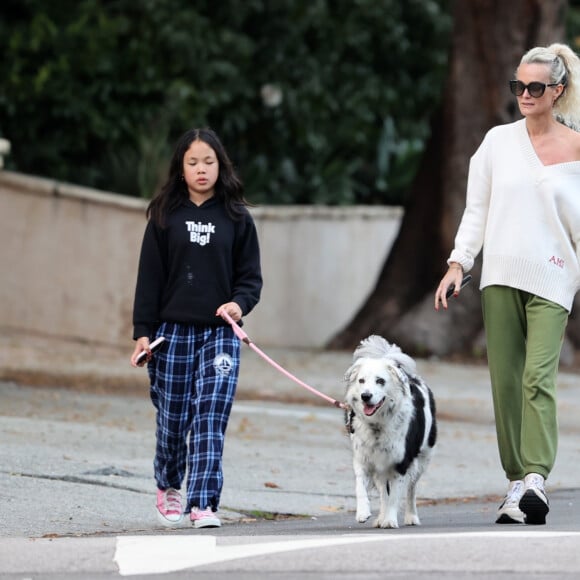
[435,43,580,525]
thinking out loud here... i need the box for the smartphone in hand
[136,336,166,366]
[445,274,473,299]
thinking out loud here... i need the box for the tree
[328,0,569,357]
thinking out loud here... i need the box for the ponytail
[521,43,580,132]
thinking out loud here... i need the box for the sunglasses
[509,80,558,98]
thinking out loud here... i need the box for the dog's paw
[356,511,371,523]
[404,514,421,526]
[374,517,399,529]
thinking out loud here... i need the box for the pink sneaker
[156,488,183,527]
[190,507,221,528]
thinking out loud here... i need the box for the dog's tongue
[363,397,385,417]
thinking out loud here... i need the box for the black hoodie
[132,197,262,339]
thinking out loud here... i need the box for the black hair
[147,127,249,226]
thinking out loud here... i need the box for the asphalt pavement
[1,330,580,540]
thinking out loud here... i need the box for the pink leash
[220,311,346,410]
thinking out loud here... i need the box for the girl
[130,127,262,528]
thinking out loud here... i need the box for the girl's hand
[434,264,464,311]
[130,337,151,367]
[216,302,242,322]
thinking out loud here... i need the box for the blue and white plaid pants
[148,322,240,512]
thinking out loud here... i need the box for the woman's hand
[434,264,464,311]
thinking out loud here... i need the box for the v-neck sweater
[449,118,580,311]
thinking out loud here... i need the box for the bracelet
[448,265,463,271]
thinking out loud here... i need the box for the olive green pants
[481,286,568,481]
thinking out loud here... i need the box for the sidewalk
[1,331,580,537]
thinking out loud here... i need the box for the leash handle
[220,310,251,344]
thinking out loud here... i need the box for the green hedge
[0,0,451,204]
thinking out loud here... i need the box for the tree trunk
[328,0,568,356]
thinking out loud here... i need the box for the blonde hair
[520,43,580,131]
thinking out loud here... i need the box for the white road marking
[114,531,580,576]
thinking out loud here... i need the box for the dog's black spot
[396,381,427,476]
[428,388,437,448]
[345,409,355,434]
[409,376,422,391]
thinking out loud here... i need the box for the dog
[344,335,437,529]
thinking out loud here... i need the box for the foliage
[0,0,451,204]
[567,0,580,50]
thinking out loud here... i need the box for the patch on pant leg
[213,353,234,376]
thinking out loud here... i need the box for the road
[2,491,580,578]
[2,359,580,579]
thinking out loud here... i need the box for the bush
[0,0,451,204]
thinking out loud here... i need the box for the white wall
[0,171,402,348]
[249,206,402,346]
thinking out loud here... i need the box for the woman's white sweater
[449,118,580,312]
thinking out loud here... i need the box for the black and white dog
[344,335,437,529]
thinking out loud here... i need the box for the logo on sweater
[186,221,215,246]
[549,255,564,269]
[213,353,234,376]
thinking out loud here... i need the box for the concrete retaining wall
[0,171,402,348]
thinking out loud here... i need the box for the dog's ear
[385,363,413,398]
[389,352,417,376]
[385,362,409,389]
[344,361,362,384]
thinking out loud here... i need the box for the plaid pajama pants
[148,322,240,513]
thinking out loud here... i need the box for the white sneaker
[496,480,525,524]
[519,473,549,525]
